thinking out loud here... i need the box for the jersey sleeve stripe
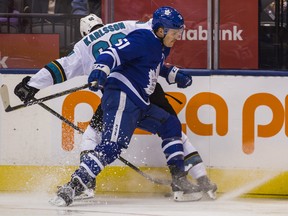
[108,47,121,67]
[44,60,67,84]
[100,50,117,68]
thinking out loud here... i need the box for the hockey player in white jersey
[14,10,216,204]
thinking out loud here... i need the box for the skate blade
[49,196,69,207]
[206,190,217,200]
[173,191,203,202]
[74,189,95,201]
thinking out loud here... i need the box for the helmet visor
[166,26,184,40]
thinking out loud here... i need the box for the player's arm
[160,64,192,88]
[13,65,57,103]
[14,60,68,103]
[88,30,148,91]
[14,45,85,102]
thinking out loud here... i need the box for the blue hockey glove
[88,64,109,92]
[167,66,192,88]
[14,76,39,103]
[175,70,192,88]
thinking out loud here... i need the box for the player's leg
[151,83,217,199]
[137,104,202,201]
[50,89,140,206]
[80,103,103,153]
[79,104,103,162]
[68,104,103,200]
[182,132,217,199]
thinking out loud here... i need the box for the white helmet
[80,14,104,37]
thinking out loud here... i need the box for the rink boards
[1,69,288,197]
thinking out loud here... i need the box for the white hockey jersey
[28,20,151,89]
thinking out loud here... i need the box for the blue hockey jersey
[95,29,170,109]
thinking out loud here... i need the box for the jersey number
[92,32,127,60]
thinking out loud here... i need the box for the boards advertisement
[107,0,258,69]
[0,34,59,69]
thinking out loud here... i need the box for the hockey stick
[0,82,171,185]
[38,102,83,132]
[29,102,171,185]
[41,102,170,185]
[117,156,171,185]
[0,81,97,112]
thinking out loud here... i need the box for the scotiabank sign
[182,26,244,41]
[0,34,59,69]
[110,0,258,69]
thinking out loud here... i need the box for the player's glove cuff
[88,64,110,92]
[91,64,110,76]
[167,66,179,84]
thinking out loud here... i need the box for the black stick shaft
[38,102,170,185]
[5,82,96,112]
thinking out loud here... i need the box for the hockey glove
[14,76,39,103]
[167,66,192,88]
[88,64,109,92]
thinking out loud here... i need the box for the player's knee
[94,141,123,165]
[158,115,182,139]
[80,125,102,152]
[182,132,198,157]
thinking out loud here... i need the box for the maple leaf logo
[144,63,161,95]
[164,9,171,16]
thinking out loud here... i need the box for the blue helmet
[152,6,184,32]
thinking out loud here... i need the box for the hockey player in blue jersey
[14,10,216,205]
[77,14,217,201]
[49,6,203,206]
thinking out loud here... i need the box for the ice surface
[0,192,288,216]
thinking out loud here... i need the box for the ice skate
[49,176,86,207]
[197,175,217,200]
[169,165,203,202]
[49,184,75,207]
[74,188,95,200]
[74,179,95,200]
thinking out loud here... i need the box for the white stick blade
[0,84,11,110]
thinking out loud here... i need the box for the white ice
[0,192,288,216]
